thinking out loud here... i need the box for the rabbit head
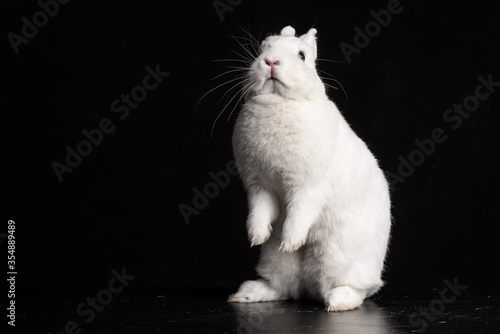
[245,26,326,101]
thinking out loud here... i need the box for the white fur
[229,26,391,312]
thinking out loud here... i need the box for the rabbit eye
[298,51,305,61]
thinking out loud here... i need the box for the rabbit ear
[280,26,296,36]
[300,28,317,45]
[300,28,318,59]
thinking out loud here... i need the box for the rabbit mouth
[267,77,285,90]
[268,75,282,85]
[255,72,287,95]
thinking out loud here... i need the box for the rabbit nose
[265,59,279,67]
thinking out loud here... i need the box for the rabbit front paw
[249,223,273,247]
[278,222,307,252]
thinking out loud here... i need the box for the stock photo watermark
[387,73,499,187]
[7,0,72,54]
[51,63,169,183]
[48,267,135,334]
[6,220,17,327]
[339,0,415,63]
[405,277,467,333]
[178,160,238,224]
[213,0,244,21]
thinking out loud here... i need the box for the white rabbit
[229,26,391,312]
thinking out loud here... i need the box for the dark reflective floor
[14,287,500,333]
[229,299,395,333]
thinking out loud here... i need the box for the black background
[4,0,500,293]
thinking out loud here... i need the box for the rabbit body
[229,26,391,311]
